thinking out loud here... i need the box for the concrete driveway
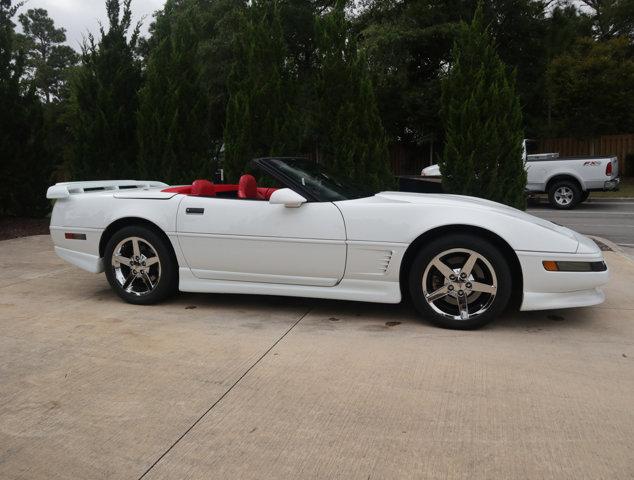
[0,236,632,480]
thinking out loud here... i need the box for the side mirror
[269,188,307,208]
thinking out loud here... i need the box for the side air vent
[379,250,394,274]
[347,247,397,277]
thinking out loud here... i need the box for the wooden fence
[538,134,634,176]
[390,142,438,176]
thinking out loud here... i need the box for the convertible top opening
[162,175,278,200]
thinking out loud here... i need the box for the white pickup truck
[420,140,620,209]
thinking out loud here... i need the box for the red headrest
[238,174,263,200]
[191,179,215,197]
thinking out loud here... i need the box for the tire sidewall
[408,234,512,330]
[104,225,177,305]
[549,181,580,210]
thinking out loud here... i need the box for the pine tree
[68,0,142,180]
[314,1,393,193]
[17,8,78,103]
[440,3,526,209]
[223,0,301,183]
[137,0,215,184]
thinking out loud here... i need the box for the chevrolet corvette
[46,157,609,329]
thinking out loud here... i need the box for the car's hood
[376,191,538,218]
[375,191,572,234]
[340,191,594,253]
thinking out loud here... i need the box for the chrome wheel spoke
[113,254,131,266]
[132,238,141,258]
[457,293,469,320]
[425,285,450,302]
[140,272,154,290]
[144,256,159,267]
[432,258,455,280]
[461,253,478,277]
[470,282,496,294]
[122,273,136,292]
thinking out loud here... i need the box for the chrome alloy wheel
[554,186,574,206]
[111,236,161,296]
[422,248,498,321]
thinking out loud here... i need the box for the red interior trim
[162,185,192,194]
[162,182,278,199]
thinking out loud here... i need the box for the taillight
[605,161,612,176]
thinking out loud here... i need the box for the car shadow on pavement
[154,290,597,333]
[493,308,596,332]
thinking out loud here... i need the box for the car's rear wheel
[548,180,580,209]
[408,234,512,329]
[104,226,177,305]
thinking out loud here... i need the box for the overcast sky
[19,0,592,51]
[19,0,166,49]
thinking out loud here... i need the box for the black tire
[580,191,590,203]
[408,234,512,330]
[104,225,178,305]
[548,180,581,209]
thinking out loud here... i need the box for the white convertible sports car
[47,157,609,329]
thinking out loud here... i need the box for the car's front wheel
[408,234,512,329]
[104,225,178,305]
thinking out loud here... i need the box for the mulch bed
[0,217,50,241]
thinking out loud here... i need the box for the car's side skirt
[178,268,402,304]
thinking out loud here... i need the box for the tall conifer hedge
[440,4,526,209]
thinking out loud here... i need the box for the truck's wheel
[580,191,590,203]
[104,225,178,305]
[408,234,512,330]
[548,180,580,209]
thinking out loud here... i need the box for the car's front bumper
[517,250,609,311]
[521,288,605,311]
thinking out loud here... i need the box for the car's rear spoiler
[47,180,168,199]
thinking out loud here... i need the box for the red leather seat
[191,179,216,197]
[238,174,264,200]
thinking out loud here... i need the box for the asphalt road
[528,199,634,248]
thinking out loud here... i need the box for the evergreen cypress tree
[440,3,526,209]
[223,0,301,183]
[68,0,142,180]
[314,2,393,193]
[0,0,50,216]
[137,0,228,184]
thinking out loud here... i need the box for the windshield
[268,158,371,201]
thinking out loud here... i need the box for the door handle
[186,207,204,215]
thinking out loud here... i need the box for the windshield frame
[250,157,370,202]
